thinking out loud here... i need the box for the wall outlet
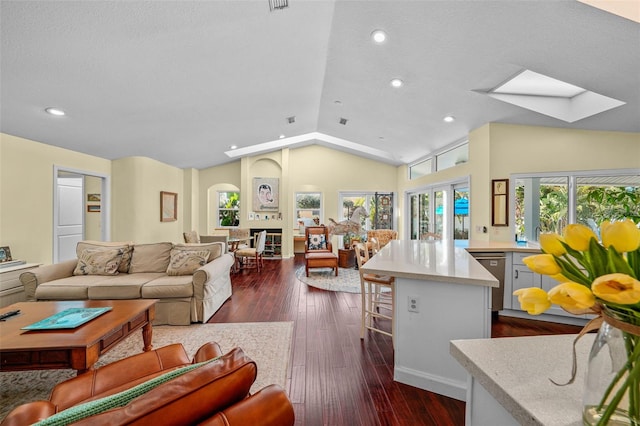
[408,296,419,313]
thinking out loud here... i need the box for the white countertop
[451,334,592,426]
[360,240,499,287]
[463,239,541,253]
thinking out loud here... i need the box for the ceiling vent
[269,0,289,11]
[339,117,348,125]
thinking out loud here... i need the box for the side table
[338,248,355,269]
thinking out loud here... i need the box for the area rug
[0,321,293,419]
[296,265,362,292]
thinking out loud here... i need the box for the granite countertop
[360,240,498,287]
[450,334,593,426]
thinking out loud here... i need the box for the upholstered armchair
[1,342,294,426]
[304,226,338,277]
[366,230,398,248]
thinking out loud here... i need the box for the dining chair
[354,242,394,345]
[420,232,442,240]
[234,230,266,272]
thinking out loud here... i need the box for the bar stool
[354,242,394,345]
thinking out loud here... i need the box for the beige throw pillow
[76,241,133,273]
[167,249,210,276]
[73,248,124,276]
[173,243,222,262]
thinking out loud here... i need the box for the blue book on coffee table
[22,307,112,330]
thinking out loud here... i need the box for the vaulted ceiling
[1,1,638,170]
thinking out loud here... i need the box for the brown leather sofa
[1,342,294,426]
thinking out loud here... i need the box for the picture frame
[87,193,101,202]
[0,246,12,263]
[253,177,279,211]
[491,179,509,226]
[87,205,101,213]
[160,191,178,222]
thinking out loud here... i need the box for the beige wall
[111,156,184,244]
[2,125,638,264]
[396,123,640,243]
[0,133,111,264]
[84,175,103,241]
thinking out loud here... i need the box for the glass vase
[583,308,640,426]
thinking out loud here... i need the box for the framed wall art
[87,193,101,202]
[491,179,508,226]
[87,205,101,213]
[160,191,178,222]
[253,177,279,211]
[0,246,12,263]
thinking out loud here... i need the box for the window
[436,143,468,171]
[407,179,469,240]
[514,170,639,241]
[218,192,239,227]
[339,193,375,231]
[409,158,432,180]
[295,192,321,226]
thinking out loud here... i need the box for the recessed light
[371,29,387,43]
[45,107,65,116]
[229,145,237,150]
[390,79,403,88]
[443,115,455,123]
[279,134,285,139]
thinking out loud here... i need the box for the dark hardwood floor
[209,255,582,426]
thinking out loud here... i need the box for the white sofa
[19,240,234,325]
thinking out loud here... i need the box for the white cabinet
[0,263,39,307]
[507,252,580,319]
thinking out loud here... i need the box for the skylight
[486,70,625,123]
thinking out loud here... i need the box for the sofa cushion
[173,242,223,262]
[141,275,194,299]
[35,276,118,300]
[87,273,165,299]
[128,243,173,273]
[73,248,124,276]
[167,249,210,276]
[76,241,133,273]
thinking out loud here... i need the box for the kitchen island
[450,333,591,425]
[360,239,498,400]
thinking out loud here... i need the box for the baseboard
[394,365,467,401]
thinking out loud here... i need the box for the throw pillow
[308,234,327,250]
[167,249,210,276]
[73,248,124,276]
[128,242,173,273]
[76,241,133,273]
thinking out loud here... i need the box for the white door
[56,175,84,262]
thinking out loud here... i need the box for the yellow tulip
[522,254,562,276]
[513,287,551,315]
[600,219,640,253]
[548,282,596,311]
[540,232,566,257]
[563,224,598,252]
[592,273,640,305]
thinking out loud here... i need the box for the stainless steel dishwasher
[471,252,506,312]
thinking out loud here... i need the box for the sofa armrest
[192,253,234,288]
[20,259,77,301]
[0,400,56,426]
[197,385,294,426]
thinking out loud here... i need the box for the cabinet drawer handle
[515,270,519,279]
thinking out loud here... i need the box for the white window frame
[294,192,322,227]
[217,191,240,227]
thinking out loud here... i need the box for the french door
[407,179,469,240]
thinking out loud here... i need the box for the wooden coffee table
[0,299,157,374]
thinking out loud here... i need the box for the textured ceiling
[1,0,639,170]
